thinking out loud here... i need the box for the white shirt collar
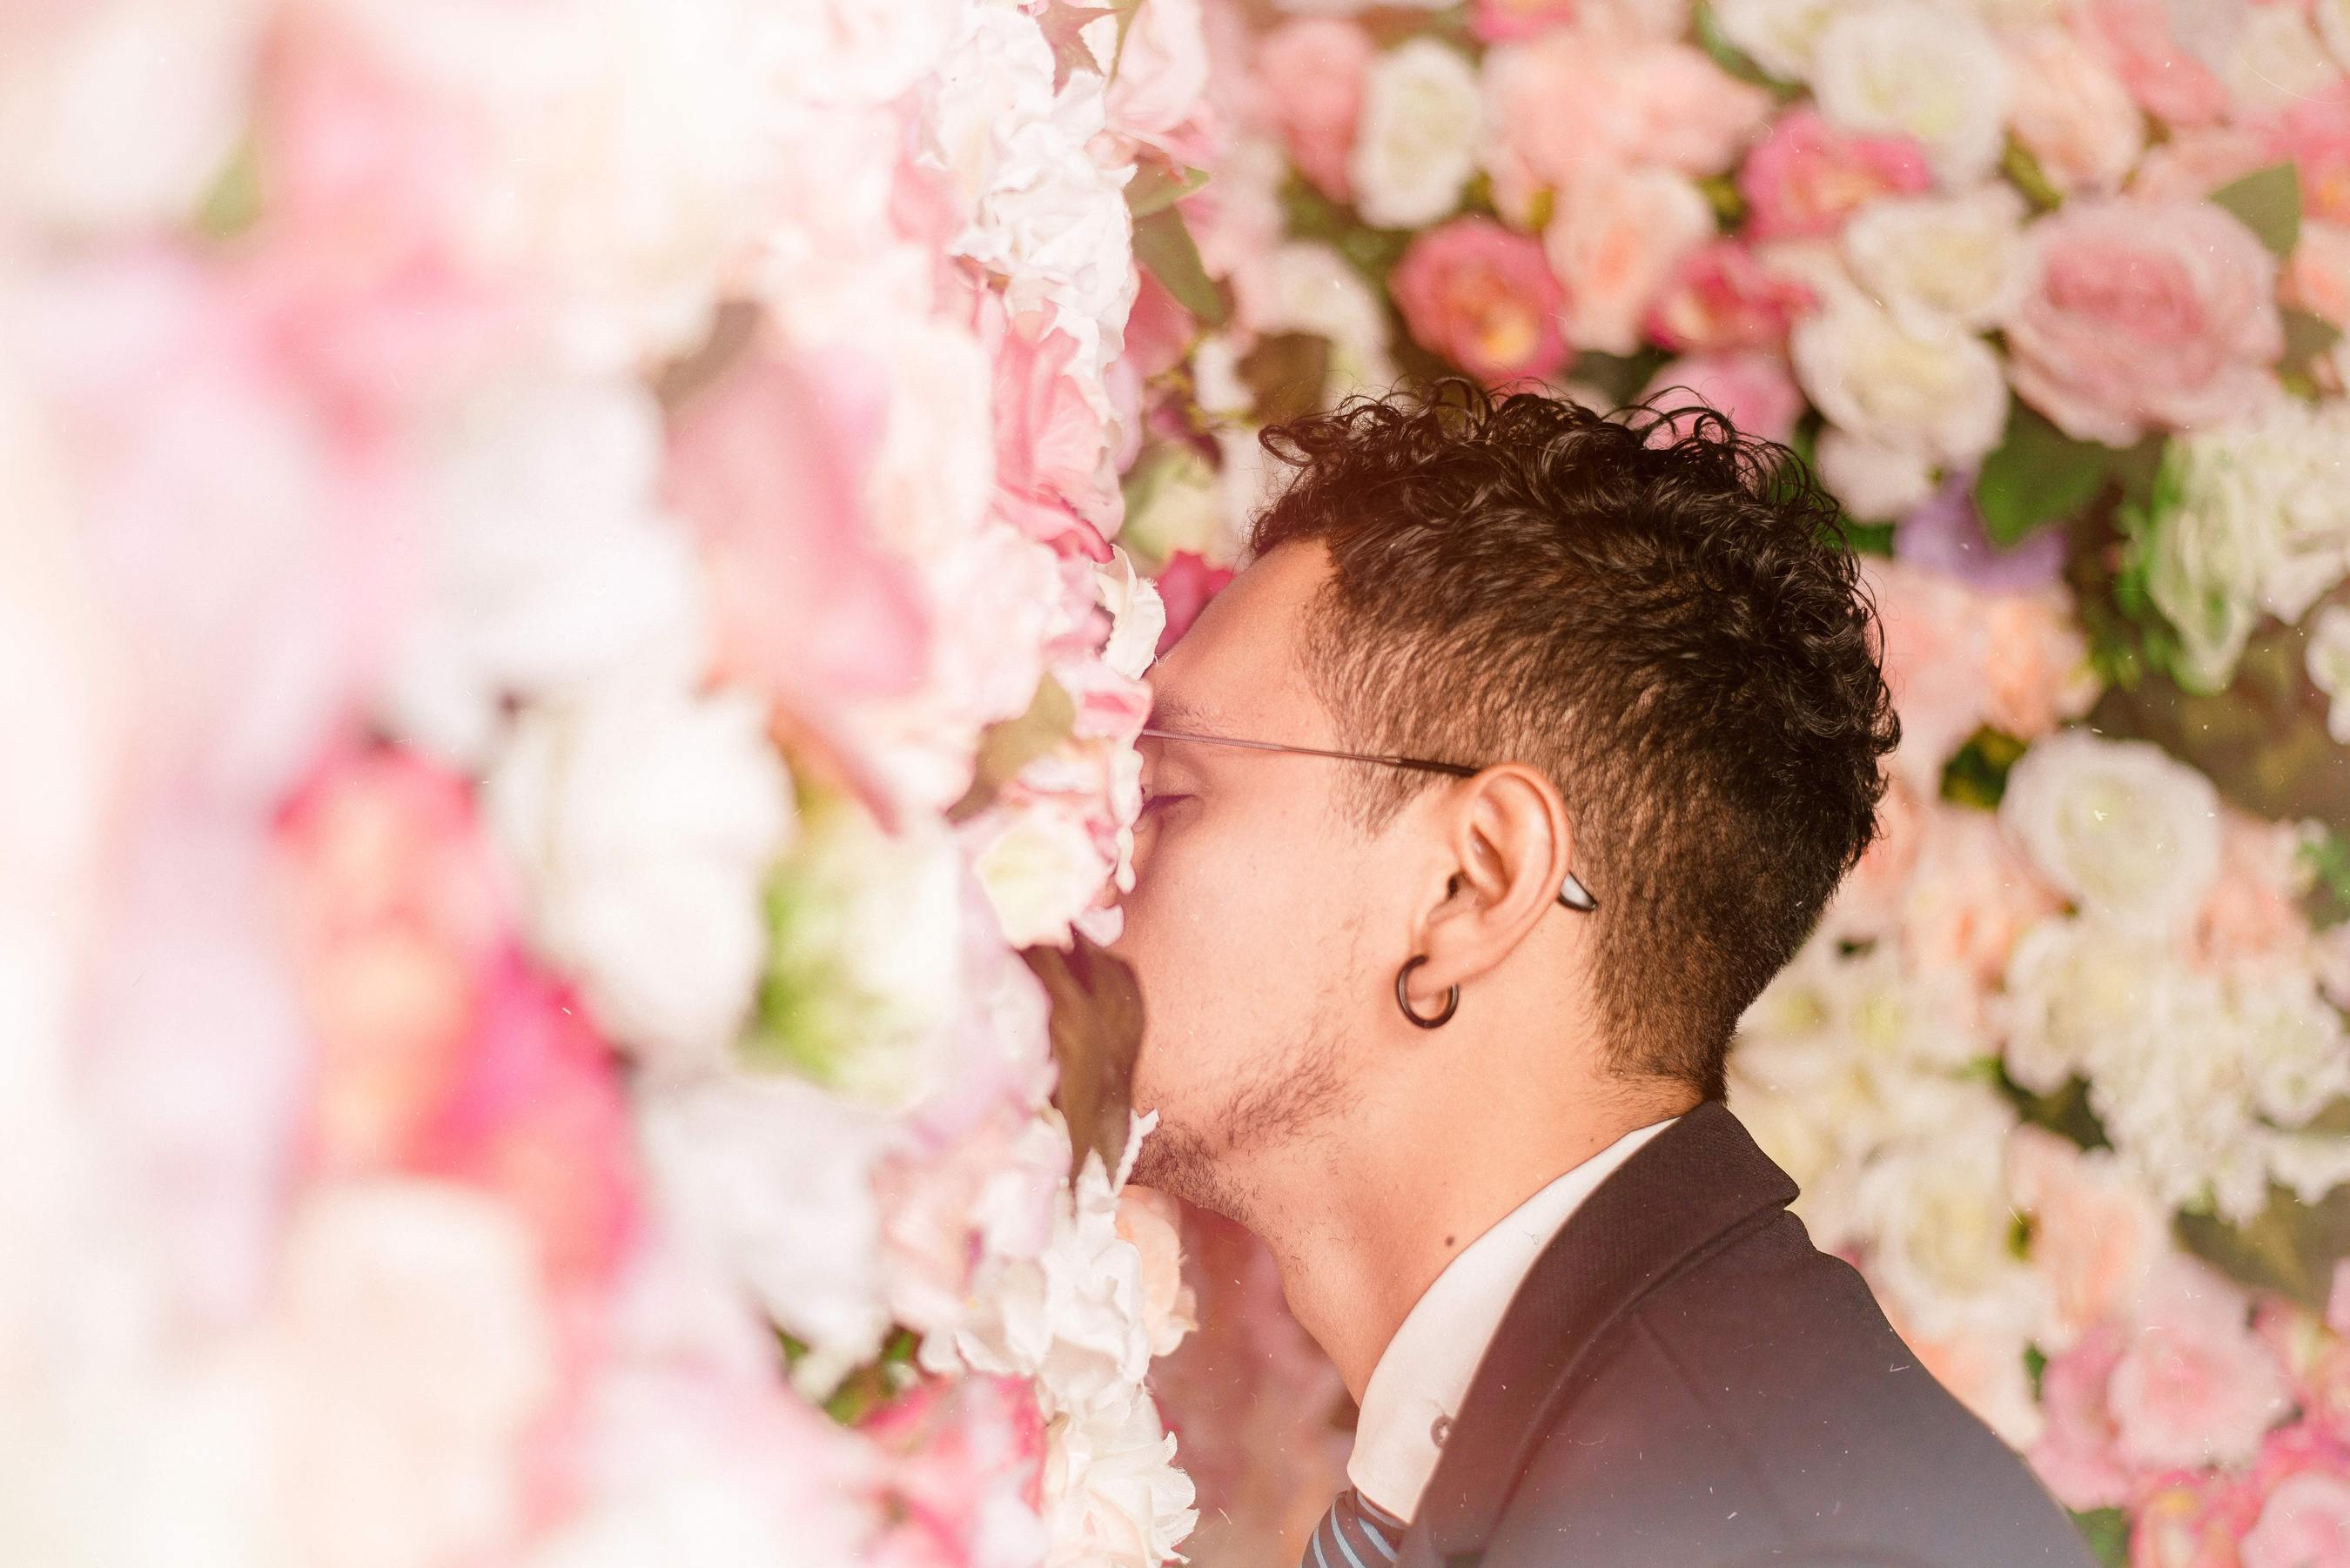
[1345,1116,1678,1520]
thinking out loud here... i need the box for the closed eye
[1138,791,1192,820]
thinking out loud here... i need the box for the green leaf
[2001,137,2065,214]
[1036,1,1117,90]
[2212,161,2303,259]
[947,675,1078,825]
[1940,726,2030,810]
[2304,828,2350,929]
[1125,160,1211,218]
[1837,519,1897,557]
[195,133,263,240]
[2283,306,2344,373]
[1237,332,1332,427]
[1023,931,1146,1182]
[1132,204,1228,326]
[2177,1180,2350,1311]
[2023,1344,2048,1403]
[2070,1509,2130,1568]
[1976,403,2117,545]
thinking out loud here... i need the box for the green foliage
[1974,404,2123,546]
[1126,160,1211,218]
[1691,0,1796,93]
[1940,727,2030,810]
[2212,161,2304,258]
[1131,204,1229,326]
[2001,137,2065,214]
[1998,1074,2112,1153]
[2023,1344,2048,1403]
[2178,1181,2350,1313]
[2304,828,2350,929]
[2070,1508,2131,1568]
[782,1327,924,1426]
[1576,348,1674,408]
[1279,173,1416,290]
[949,676,1078,824]
[196,135,264,241]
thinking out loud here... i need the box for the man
[1111,386,2094,1568]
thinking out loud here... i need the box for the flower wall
[0,1,1213,1565]
[1131,1,2350,1562]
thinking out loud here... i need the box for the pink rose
[2257,80,2350,228]
[2072,0,2232,129]
[2290,221,2350,330]
[1152,551,1234,656]
[1737,110,1932,241]
[2006,1128,2165,1346]
[2031,1324,2137,1511]
[1545,163,1715,355]
[1470,0,1582,44]
[984,301,1119,562]
[2002,198,2284,446]
[2005,25,2145,198]
[1483,35,1771,219]
[863,1374,1049,1565]
[1644,240,1816,353]
[2242,1428,2350,1568]
[2110,1255,2293,1472]
[1256,18,1374,204]
[1393,216,1572,384]
[1897,801,2063,988]
[2193,814,2321,969]
[1641,351,1802,443]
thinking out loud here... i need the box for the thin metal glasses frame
[1136,726,1599,913]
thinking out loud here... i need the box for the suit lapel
[1393,1101,1799,1567]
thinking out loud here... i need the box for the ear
[1406,763,1575,998]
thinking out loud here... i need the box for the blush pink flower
[2030,1324,2136,1511]
[1152,551,1233,655]
[2257,80,2350,228]
[2193,814,2321,969]
[1482,34,1771,218]
[2004,24,2145,198]
[1819,774,1926,941]
[2071,0,2232,129]
[2110,1256,2293,1473]
[1736,110,1932,241]
[1642,352,1802,443]
[1644,240,1816,353]
[2131,1468,2254,1568]
[863,1374,1050,1567]
[1470,0,1582,43]
[2130,127,2276,204]
[1545,164,1716,355]
[1256,18,1374,204]
[2240,1424,2350,1568]
[2007,1128,2165,1346]
[1897,801,2063,988]
[984,302,1119,562]
[1392,217,1572,384]
[2001,197,2285,446]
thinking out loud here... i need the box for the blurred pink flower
[2071,0,2232,129]
[1642,352,1801,443]
[1644,240,1815,354]
[2004,25,2145,198]
[1125,270,1198,383]
[1470,0,1582,44]
[1483,35,1770,218]
[1545,164,1715,355]
[2130,1468,2253,1568]
[2130,126,2277,204]
[2007,1129,2165,1348]
[985,301,1119,562]
[1153,552,1234,655]
[665,349,932,761]
[1107,0,1212,157]
[2111,1256,2293,1473]
[2031,1324,2136,1511]
[2256,80,2350,228]
[1256,18,1374,204]
[1897,801,2062,988]
[2002,198,2284,446]
[864,1374,1050,1568]
[1819,774,1926,941]
[2239,1423,2350,1568]
[1736,110,1931,241]
[1393,217,1572,384]
[2193,814,2321,970]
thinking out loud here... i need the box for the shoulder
[1481,1210,2094,1568]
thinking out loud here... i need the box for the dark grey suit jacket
[1389,1101,2098,1568]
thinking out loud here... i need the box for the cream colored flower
[1792,281,2009,466]
[1843,185,2030,335]
[1998,731,2221,939]
[2307,604,2350,744]
[1349,38,1482,230]
[1812,0,2011,187]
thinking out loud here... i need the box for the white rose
[1998,915,2175,1094]
[1850,1082,2044,1341]
[1044,1392,1199,1568]
[1843,185,2030,336]
[1792,282,2010,466]
[1349,38,1481,230]
[2243,401,2350,623]
[1713,0,1843,82]
[1815,427,1937,521]
[2084,971,2271,1219]
[974,801,1117,950]
[1998,730,2221,939]
[1812,0,2011,187]
[487,683,792,1073]
[2232,965,2350,1128]
[634,1071,895,1398]
[381,373,707,767]
[1236,241,1398,397]
[2307,603,2350,744]
[0,0,265,233]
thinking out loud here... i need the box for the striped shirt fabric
[1299,1485,1407,1568]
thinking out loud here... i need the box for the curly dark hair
[1249,383,1899,1100]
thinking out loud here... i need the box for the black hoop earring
[1394,955,1459,1029]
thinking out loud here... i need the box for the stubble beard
[1125,1015,1353,1236]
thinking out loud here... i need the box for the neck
[1243,1058,1695,1403]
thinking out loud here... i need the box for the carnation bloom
[1391,217,1571,383]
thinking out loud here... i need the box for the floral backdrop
[1125,1,2350,1564]
[1,0,1208,1564]
[13,0,2350,1565]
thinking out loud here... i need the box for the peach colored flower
[1543,163,1715,355]
[1392,217,1571,383]
[2004,25,2145,197]
[2071,0,2232,129]
[2242,1429,2350,1568]
[1641,351,1802,443]
[1643,239,1816,353]
[1736,109,1932,241]
[1480,33,1771,219]
[2257,79,2350,228]
[2109,1256,2293,1472]
[2001,197,2284,446]
[1256,18,1374,203]
[2193,813,2320,970]
[2006,1127,2165,1347]
[1897,801,2062,988]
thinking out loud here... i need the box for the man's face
[1112,543,1407,1210]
